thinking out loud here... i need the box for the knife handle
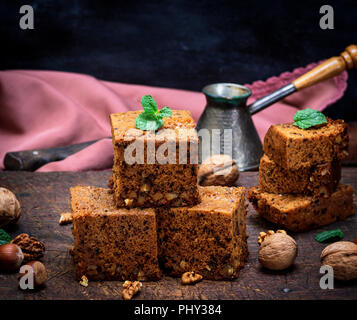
[4,139,101,171]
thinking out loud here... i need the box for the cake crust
[248,184,354,232]
[70,186,162,281]
[110,110,200,208]
[263,119,348,170]
[258,154,341,197]
[156,186,248,280]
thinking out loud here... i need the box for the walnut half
[11,233,45,263]
[122,280,142,300]
[181,271,203,285]
[198,154,239,187]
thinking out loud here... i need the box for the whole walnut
[259,233,297,270]
[320,241,357,281]
[0,187,21,228]
[198,154,239,186]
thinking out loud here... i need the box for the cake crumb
[79,275,89,287]
[59,212,73,225]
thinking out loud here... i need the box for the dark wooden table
[0,169,356,300]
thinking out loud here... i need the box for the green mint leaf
[135,95,173,131]
[0,229,12,245]
[315,229,344,243]
[293,108,327,130]
[157,107,172,119]
[141,95,158,114]
[135,112,162,131]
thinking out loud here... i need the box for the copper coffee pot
[197,44,357,171]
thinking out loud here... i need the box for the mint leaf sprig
[0,229,12,245]
[293,108,327,130]
[135,95,172,131]
[315,229,344,243]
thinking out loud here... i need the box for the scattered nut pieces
[11,233,45,263]
[257,229,286,245]
[122,280,142,300]
[0,187,21,228]
[59,212,73,225]
[258,232,297,270]
[320,241,357,281]
[79,275,89,287]
[198,154,239,187]
[181,271,203,285]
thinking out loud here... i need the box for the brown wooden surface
[0,169,356,300]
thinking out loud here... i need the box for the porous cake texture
[259,154,341,197]
[110,110,200,208]
[156,186,248,280]
[70,186,161,281]
[263,119,348,171]
[248,184,354,232]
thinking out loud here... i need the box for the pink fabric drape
[0,64,347,171]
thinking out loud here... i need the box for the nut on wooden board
[0,243,24,272]
[122,280,142,300]
[18,261,47,289]
[258,232,297,270]
[181,271,203,285]
[198,154,239,186]
[320,241,357,281]
[11,233,45,263]
[0,187,21,228]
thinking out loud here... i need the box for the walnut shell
[11,233,45,263]
[198,154,239,186]
[320,241,357,281]
[258,233,297,270]
[0,187,21,228]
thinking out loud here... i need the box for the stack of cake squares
[248,119,355,232]
[70,110,248,281]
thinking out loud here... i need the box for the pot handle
[292,44,357,90]
[249,44,357,115]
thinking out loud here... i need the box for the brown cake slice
[70,186,161,281]
[248,184,354,232]
[110,110,200,208]
[263,119,348,170]
[259,154,341,197]
[156,186,248,280]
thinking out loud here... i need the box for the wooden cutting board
[0,169,356,300]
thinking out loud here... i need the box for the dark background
[1,0,357,120]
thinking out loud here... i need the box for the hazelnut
[0,187,21,228]
[258,233,297,270]
[320,241,357,281]
[0,243,24,272]
[198,154,239,186]
[18,261,47,289]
